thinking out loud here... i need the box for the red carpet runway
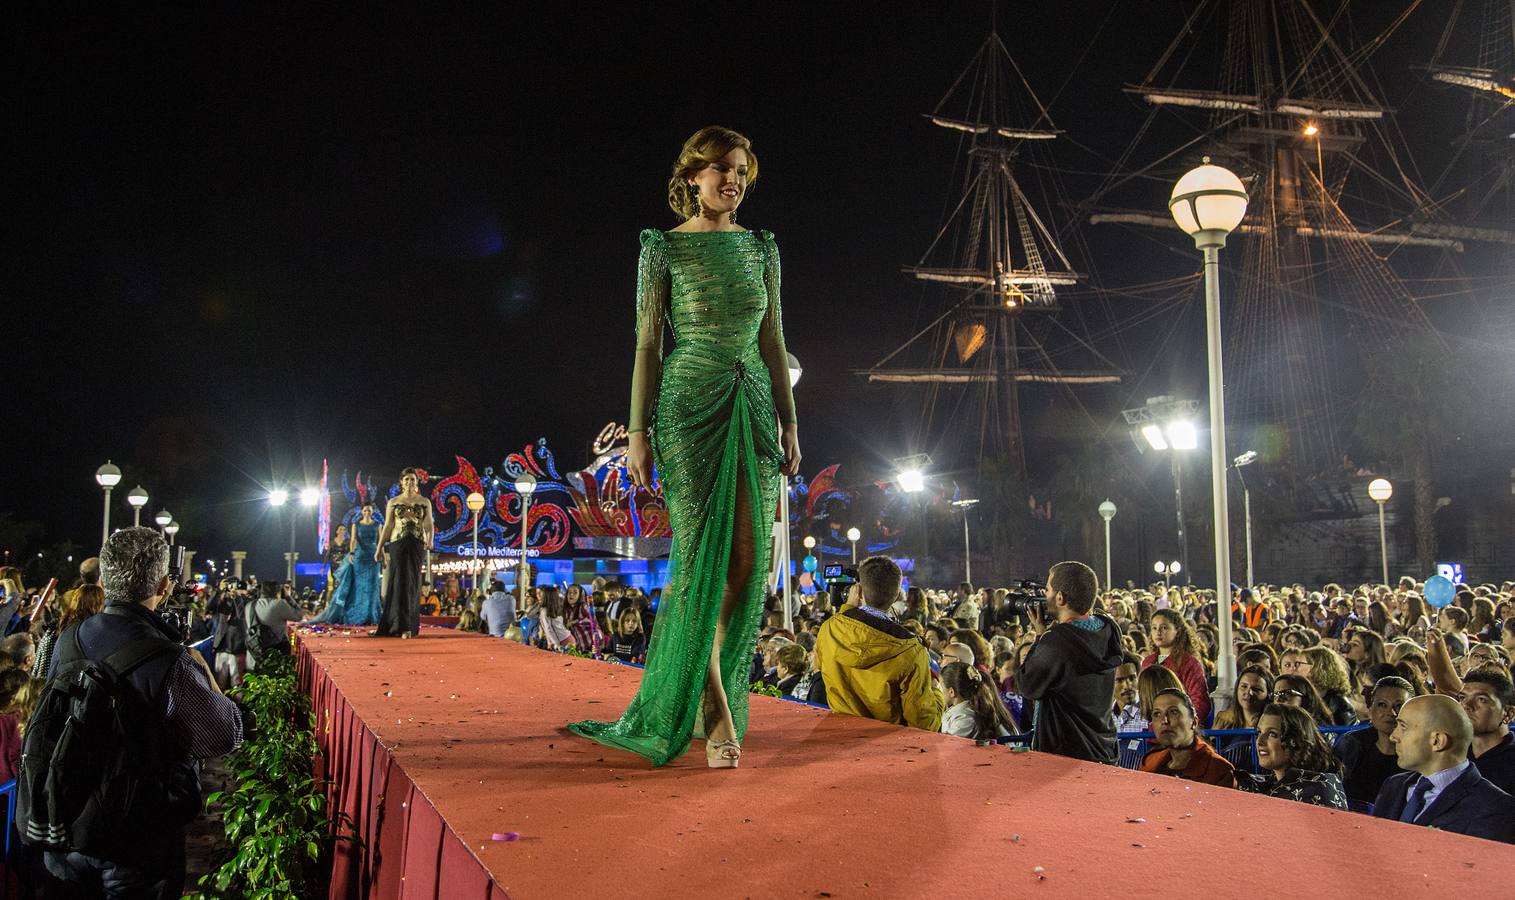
[297,628,1515,899]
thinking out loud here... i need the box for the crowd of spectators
[467,560,1515,844]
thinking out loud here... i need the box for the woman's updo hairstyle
[666,126,759,220]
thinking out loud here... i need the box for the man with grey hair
[39,527,243,897]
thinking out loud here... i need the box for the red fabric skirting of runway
[298,629,1515,899]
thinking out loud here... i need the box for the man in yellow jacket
[816,556,944,731]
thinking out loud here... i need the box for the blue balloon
[1424,575,1456,609]
[802,554,818,573]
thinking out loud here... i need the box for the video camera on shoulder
[158,545,201,643]
[1005,579,1048,617]
[823,564,857,586]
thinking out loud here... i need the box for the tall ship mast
[861,28,1118,480]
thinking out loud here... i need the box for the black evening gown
[377,534,424,636]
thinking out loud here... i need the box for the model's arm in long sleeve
[628,235,669,434]
[757,237,797,427]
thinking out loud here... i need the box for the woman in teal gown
[569,126,800,767]
[311,503,383,625]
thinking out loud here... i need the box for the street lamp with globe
[515,473,537,609]
[466,491,486,592]
[1098,500,1117,591]
[96,461,123,547]
[1169,156,1248,713]
[1368,478,1393,586]
[127,486,149,527]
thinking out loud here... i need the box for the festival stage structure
[299,629,1514,899]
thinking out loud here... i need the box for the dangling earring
[688,183,701,219]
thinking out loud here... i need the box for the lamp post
[846,527,861,564]
[1170,156,1248,712]
[164,521,180,546]
[466,491,486,593]
[96,462,122,547]
[1155,560,1182,589]
[802,535,817,589]
[1123,396,1199,581]
[778,352,802,631]
[515,473,537,610]
[1232,451,1258,592]
[127,486,149,527]
[894,452,931,583]
[1098,500,1117,591]
[1368,478,1393,586]
[950,498,978,584]
[296,487,318,589]
[155,510,173,534]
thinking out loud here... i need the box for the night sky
[7,2,1501,578]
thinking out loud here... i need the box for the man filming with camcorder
[1014,561,1123,764]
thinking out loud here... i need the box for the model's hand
[781,423,801,477]
[627,432,654,490]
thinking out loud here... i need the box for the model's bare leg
[703,470,755,756]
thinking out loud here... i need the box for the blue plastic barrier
[190,636,215,672]
[0,778,13,858]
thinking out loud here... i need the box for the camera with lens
[1005,579,1048,618]
[824,564,858,607]
[159,545,201,643]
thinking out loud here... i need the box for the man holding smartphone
[1015,561,1123,764]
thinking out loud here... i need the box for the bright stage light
[1167,420,1198,450]
[1141,424,1168,451]
[269,488,289,506]
[898,469,925,493]
[300,487,320,507]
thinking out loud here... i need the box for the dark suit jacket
[1373,765,1515,844]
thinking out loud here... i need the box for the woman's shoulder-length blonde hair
[667,126,759,220]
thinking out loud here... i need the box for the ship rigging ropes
[1075,0,1503,473]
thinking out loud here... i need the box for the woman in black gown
[375,468,432,638]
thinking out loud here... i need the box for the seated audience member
[1212,665,1273,772]
[1016,561,1124,763]
[940,661,1017,741]
[815,556,943,731]
[2,633,35,673]
[941,641,976,669]
[789,647,826,706]
[922,624,950,663]
[1140,688,1234,786]
[774,642,809,698]
[1437,606,1471,659]
[0,666,31,782]
[951,629,995,679]
[1337,675,1415,806]
[1460,670,1515,794]
[1143,609,1211,725]
[481,581,518,638]
[1271,673,1334,727]
[1375,695,1515,843]
[1112,652,1146,768]
[1236,704,1349,809]
[1302,645,1359,725]
[609,608,647,663]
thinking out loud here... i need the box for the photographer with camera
[23,527,243,898]
[1014,561,1124,764]
[244,580,303,670]
[208,578,250,689]
[815,556,944,732]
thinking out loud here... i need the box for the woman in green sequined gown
[568,127,800,767]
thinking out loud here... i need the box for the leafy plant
[748,681,784,698]
[190,652,352,899]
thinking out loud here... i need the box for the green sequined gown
[567,228,796,766]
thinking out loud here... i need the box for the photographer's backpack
[246,597,290,656]
[16,625,180,858]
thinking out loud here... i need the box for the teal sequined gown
[568,228,796,766]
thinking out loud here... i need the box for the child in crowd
[610,607,647,663]
[536,586,576,651]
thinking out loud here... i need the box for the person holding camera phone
[1015,561,1124,764]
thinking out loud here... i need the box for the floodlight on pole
[126,485,149,528]
[268,488,289,507]
[1368,478,1393,586]
[96,461,122,547]
[1231,451,1258,593]
[300,487,320,507]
